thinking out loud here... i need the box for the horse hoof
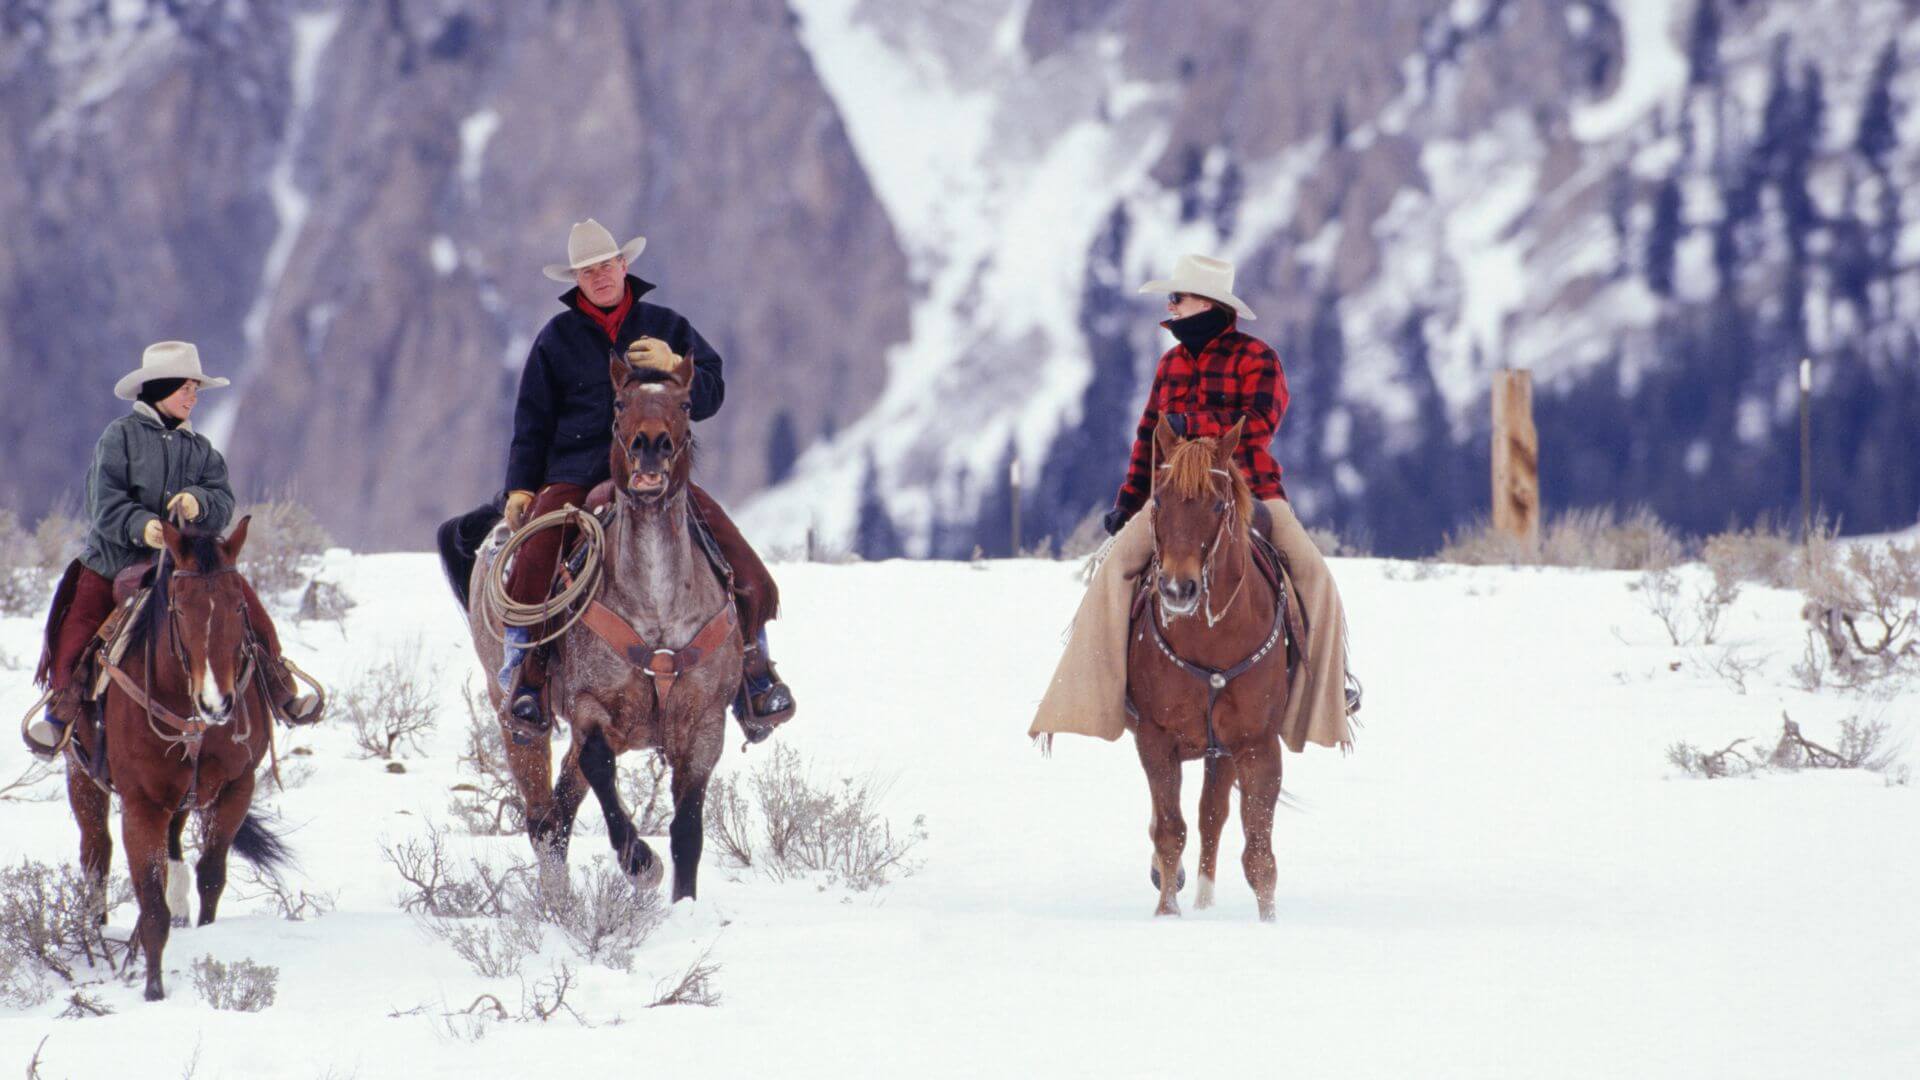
[170,916,189,929]
[144,982,165,1002]
[632,854,665,892]
[1149,864,1187,892]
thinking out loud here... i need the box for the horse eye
[1215,501,1226,513]
[679,400,691,413]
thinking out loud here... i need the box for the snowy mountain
[3,0,1917,555]
[0,552,1914,1076]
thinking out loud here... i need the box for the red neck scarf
[574,286,633,344]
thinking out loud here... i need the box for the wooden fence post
[1492,368,1540,544]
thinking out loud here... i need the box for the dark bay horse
[1128,418,1291,920]
[470,348,741,902]
[66,518,291,999]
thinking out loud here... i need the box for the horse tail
[233,812,294,875]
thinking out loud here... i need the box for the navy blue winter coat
[505,276,724,494]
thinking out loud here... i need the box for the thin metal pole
[1799,357,1812,542]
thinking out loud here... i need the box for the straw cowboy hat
[1138,254,1257,320]
[542,218,647,282]
[113,341,230,401]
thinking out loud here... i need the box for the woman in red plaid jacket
[1032,255,1358,754]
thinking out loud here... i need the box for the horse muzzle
[1156,574,1200,618]
[626,470,670,500]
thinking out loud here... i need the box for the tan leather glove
[167,491,201,522]
[504,490,535,531]
[142,519,165,549]
[627,337,682,374]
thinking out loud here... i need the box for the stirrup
[275,658,329,726]
[20,688,69,760]
[505,685,550,745]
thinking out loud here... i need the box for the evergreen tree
[1856,41,1899,171]
[853,454,902,560]
[1686,0,1721,87]
[1645,176,1684,295]
[764,411,798,486]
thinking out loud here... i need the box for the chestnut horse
[1128,418,1292,920]
[470,349,742,902]
[66,519,291,1000]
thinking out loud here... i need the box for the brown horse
[1127,417,1291,921]
[66,518,291,1000]
[470,349,742,902]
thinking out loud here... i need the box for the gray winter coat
[81,402,235,578]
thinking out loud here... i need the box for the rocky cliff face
[1,0,909,548]
[6,0,1917,557]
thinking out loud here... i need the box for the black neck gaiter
[1165,306,1235,354]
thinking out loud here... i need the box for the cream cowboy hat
[1138,254,1257,320]
[542,218,647,282]
[113,341,230,401]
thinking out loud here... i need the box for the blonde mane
[1157,437,1254,525]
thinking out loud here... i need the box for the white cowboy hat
[542,218,647,283]
[113,341,230,401]
[1138,254,1257,320]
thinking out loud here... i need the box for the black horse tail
[233,812,294,876]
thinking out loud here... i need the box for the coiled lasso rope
[474,506,607,647]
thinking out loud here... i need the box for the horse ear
[1152,415,1179,466]
[160,520,184,562]
[1216,417,1245,463]
[223,515,252,562]
[608,348,630,389]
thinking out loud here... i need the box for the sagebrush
[704,745,926,891]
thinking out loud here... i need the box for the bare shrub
[401,961,591,1036]
[1057,510,1107,561]
[1439,506,1681,570]
[231,863,336,921]
[32,510,85,571]
[1306,525,1373,559]
[1702,518,1803,588]
[0,510,51,616]
[1702,644,1765,694]
[450,683,526,836]
[1,760,60,804]
[703,773,755,869]
[393,826,665,975]
[1640,566,1688,645]
[297,579,355,625]
[726,746,927,890]
[1670,711,1906,779]
[1637,564,1743,647]
[649,947,722,1008]
[189,955,278,1012]
[1800,539,1920,687]
[0,861,128,1004]
[618,753,673,837]
[381,824,518,918]
[235,497,332,595]
[344,644,440,760]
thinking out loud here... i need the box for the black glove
[1102,508,1131,536]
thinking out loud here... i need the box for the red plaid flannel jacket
[1114,324,1289,516]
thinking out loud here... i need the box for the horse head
[608,342,695,504]
[157,516,254,722]
[1148,417,1252,620]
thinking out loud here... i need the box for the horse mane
[1159,437,1254,526]
[128,527,227,652]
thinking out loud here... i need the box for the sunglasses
[1168,292,1198,305]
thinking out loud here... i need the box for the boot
[1343,670,1364,717]
[732,630,795,744]
[261,654,323,725]
[505,646,551,740]
[22,687,80,760]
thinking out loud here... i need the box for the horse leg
[194,773,255,927]
[120,797,174,1000]
[1133,720,1186,917]
[1236,740,1284,922]
[576,726,661,890]
[504,708,564,862]
[65,766,112,926]
[1194,755,1236,911]
[166,811,192,928]
[666,762,711,903]
[535,737,591,897]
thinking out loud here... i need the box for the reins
[1144,467,1287,760]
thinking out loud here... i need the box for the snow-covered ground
[1,552,1916,1078]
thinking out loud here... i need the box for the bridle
[103,557,261,763]
[1144,465,1288,760]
